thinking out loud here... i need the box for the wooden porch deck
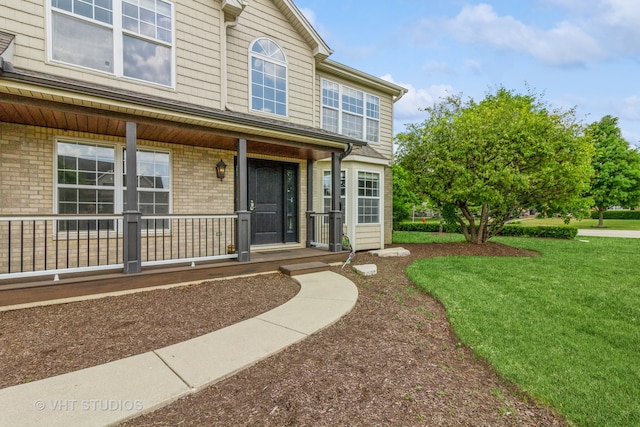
[0,248,348,308]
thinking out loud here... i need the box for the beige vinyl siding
[225,0,315,124]
[384,165,393,245]
[376,94,396,159]
[2,1,222,108]
[354,225,383,251]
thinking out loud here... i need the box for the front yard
[402,233,640,427]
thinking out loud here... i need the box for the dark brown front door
[248,159,298,245]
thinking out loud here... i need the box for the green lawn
[404,217,640,230]
[397,234,640,427]
[510,217,640,230]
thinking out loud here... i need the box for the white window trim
[46,0,176,88]
[53,137,172,235]
[248,37,289,117]
[321,78,380,143]
[356,169,381,225]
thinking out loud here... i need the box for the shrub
[394,222,447,233]
[498,225,577,239]
[589,210,640,220]
[394,222,577,239]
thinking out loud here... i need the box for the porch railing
[0,214,237,281]
[140,214,237,267]
[307,212,330,248]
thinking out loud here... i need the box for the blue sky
[295,0,640,147]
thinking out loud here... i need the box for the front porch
[0,246,349,308]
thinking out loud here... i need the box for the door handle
[249,199,255,211]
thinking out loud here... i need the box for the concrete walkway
[0,271,358,427]
[577,229,640,238]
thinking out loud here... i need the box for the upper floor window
[250,38,287,116]
[49,0,174,87]
[321,79,380,143]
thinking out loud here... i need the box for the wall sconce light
[216,159,226,181]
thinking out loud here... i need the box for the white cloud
[443,3,603,66]
[464,59,483,75]
[299,7,334,44]
[618,96,640,121]
[422,61,457,76]
[381,74,453,123]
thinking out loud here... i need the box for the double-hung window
[321,79,380,143]
[357,171,380,224]
[56,140,171,231]
[57,141,116,231]
[250,38,287,116]
[50,0,174,87]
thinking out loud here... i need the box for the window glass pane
[74,0,93,19]
[52,12,114,72]
[123,35,171,86]
[250,39,287,116]
[366,94,380,119]
[53,0,73,12]
[342,112,363,139]
[366,118,380,143]
[322,80,340,108]
[94,7,112,24]
[342,87,364,115]
[96,0,112,10]
[322,108,339,133]
[59,188,77,202]
[123,0,172,43]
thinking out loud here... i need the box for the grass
[397,234,640,427]
[403,217,640,230]
[510,217,640,230]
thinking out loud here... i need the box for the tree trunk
[598,209,605,228]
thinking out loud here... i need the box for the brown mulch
[0,241,568,426]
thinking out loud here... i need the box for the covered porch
[0,65,358,296]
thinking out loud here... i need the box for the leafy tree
[395,87,593,244]
[586,115,640,227]
[392,163,420,223]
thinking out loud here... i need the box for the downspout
[339,142,353,160]
[220,2,247,111]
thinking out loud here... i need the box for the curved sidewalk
[0,271,358,427]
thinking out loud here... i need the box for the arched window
[250,38,287,116]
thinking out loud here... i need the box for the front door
[248,159,298,245]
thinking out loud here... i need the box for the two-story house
[0,0,406,301]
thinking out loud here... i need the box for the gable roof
[272,0,332,59]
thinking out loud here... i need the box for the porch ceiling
[0,94,336,160]
[0,65,364,160]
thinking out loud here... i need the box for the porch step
[279,262,330,276]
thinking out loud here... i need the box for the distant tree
[392,163,420,223]
[585,116,640,227]
[395,87,593,244]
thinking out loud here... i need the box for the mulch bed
[1,241,567,426]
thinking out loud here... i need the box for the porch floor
[0,248,349,308]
